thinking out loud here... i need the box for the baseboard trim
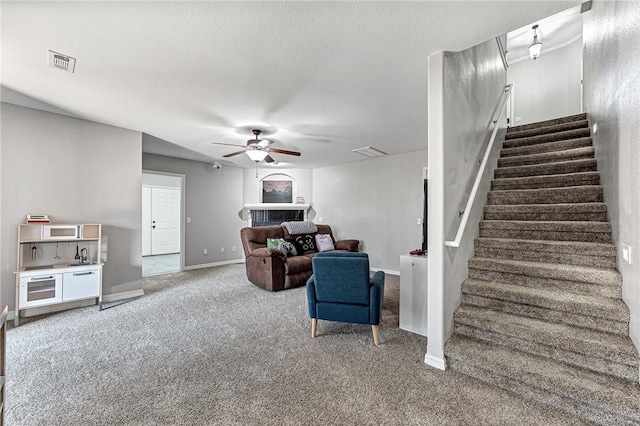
[183,259,245,270]
[424,353,447,370]
[102,289,145,303]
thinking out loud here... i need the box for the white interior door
[142,186,152,256]
[151,187,180,255]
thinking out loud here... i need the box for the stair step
[507,113,587,133]
[491,172,600,190]
[501,137,592,158]
[454,305,639,382]
[484,203,607,222]
[503,128,591,149]
[479,220,611,243]
[473,237,616,268]
[494,158,597,179]
[498,147,594,168]
[468,256,621,298]
[461,278,629,335]
[487,186,603,205]
[505,120,589,140]
[468,257,620,288]
[445,334,640,425]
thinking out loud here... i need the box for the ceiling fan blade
[264,155,275,163]
[223,150,247,158]
[212,142,246,148]
[268,147,301,156]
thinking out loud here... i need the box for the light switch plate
[622,242,632,264]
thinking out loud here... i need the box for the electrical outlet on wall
[221,247,225,253]
[232,246,237,252]
[203,248,208,255]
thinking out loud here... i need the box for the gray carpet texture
[6,264,582,425]
[446,113,640,425]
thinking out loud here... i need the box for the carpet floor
[6,264,584,425]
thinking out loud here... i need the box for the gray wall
[142,152,245,266]
[312,150,427,272]
[1,103,143,308]
[583,0,640,348]
[508,37,583,125]
[442,38,507,338]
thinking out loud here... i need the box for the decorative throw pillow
[294,234,316,254]
[267,237,285,248]
[315,234,335,252]
[277,241,297,257]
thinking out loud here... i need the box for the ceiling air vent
[48,50,76,73]
[352,146,387,158]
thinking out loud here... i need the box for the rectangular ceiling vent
[48,50,76,73]
[352,146,387,158]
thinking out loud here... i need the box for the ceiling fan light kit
[214,129,301,164]
[246,149,268,162]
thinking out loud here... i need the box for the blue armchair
[306,252,385,345]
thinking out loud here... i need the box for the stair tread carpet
[505,120,589,140]
[483,203,607,222]
[454,305,638,365]
[491,171,600,190]
[494,158,598,179]
[474,237,615,256]
[473,237,616,267]
[497,146,594,168]
[503,128,591,149]
[487,186,603,205]
[501,136,592,158]
[468,257,620,286]
[445,334,640,424]
[507,113,587,133]
[479,220,611,241]
[462,278,628,323]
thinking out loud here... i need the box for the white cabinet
[400,254,428,336]
[62,266,101,302]
[14,223,103,327]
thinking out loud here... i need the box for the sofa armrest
[250,247,286,261]
[306,276,317,318]
[334,239,359,252]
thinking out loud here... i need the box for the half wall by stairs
[444,113,640,424]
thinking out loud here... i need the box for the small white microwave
[43,225,82,240]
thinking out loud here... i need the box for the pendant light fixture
[529,24,543,60]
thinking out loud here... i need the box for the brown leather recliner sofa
[240,224,359,291]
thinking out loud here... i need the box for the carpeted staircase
[444,113,640,424]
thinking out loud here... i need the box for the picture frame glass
[262,180,293,203]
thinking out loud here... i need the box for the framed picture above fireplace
[262,180,293,203]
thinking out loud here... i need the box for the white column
[425,51,446,370]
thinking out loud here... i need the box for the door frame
[142,170,186,273]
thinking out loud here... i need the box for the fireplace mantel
[244,203,310,211]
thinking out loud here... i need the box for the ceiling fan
[213,129,301,163]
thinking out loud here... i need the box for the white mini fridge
[399,254,428,336]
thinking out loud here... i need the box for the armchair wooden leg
[311,318,317,338]
[372,325,380,346]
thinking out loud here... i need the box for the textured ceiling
[1,1,581,169]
